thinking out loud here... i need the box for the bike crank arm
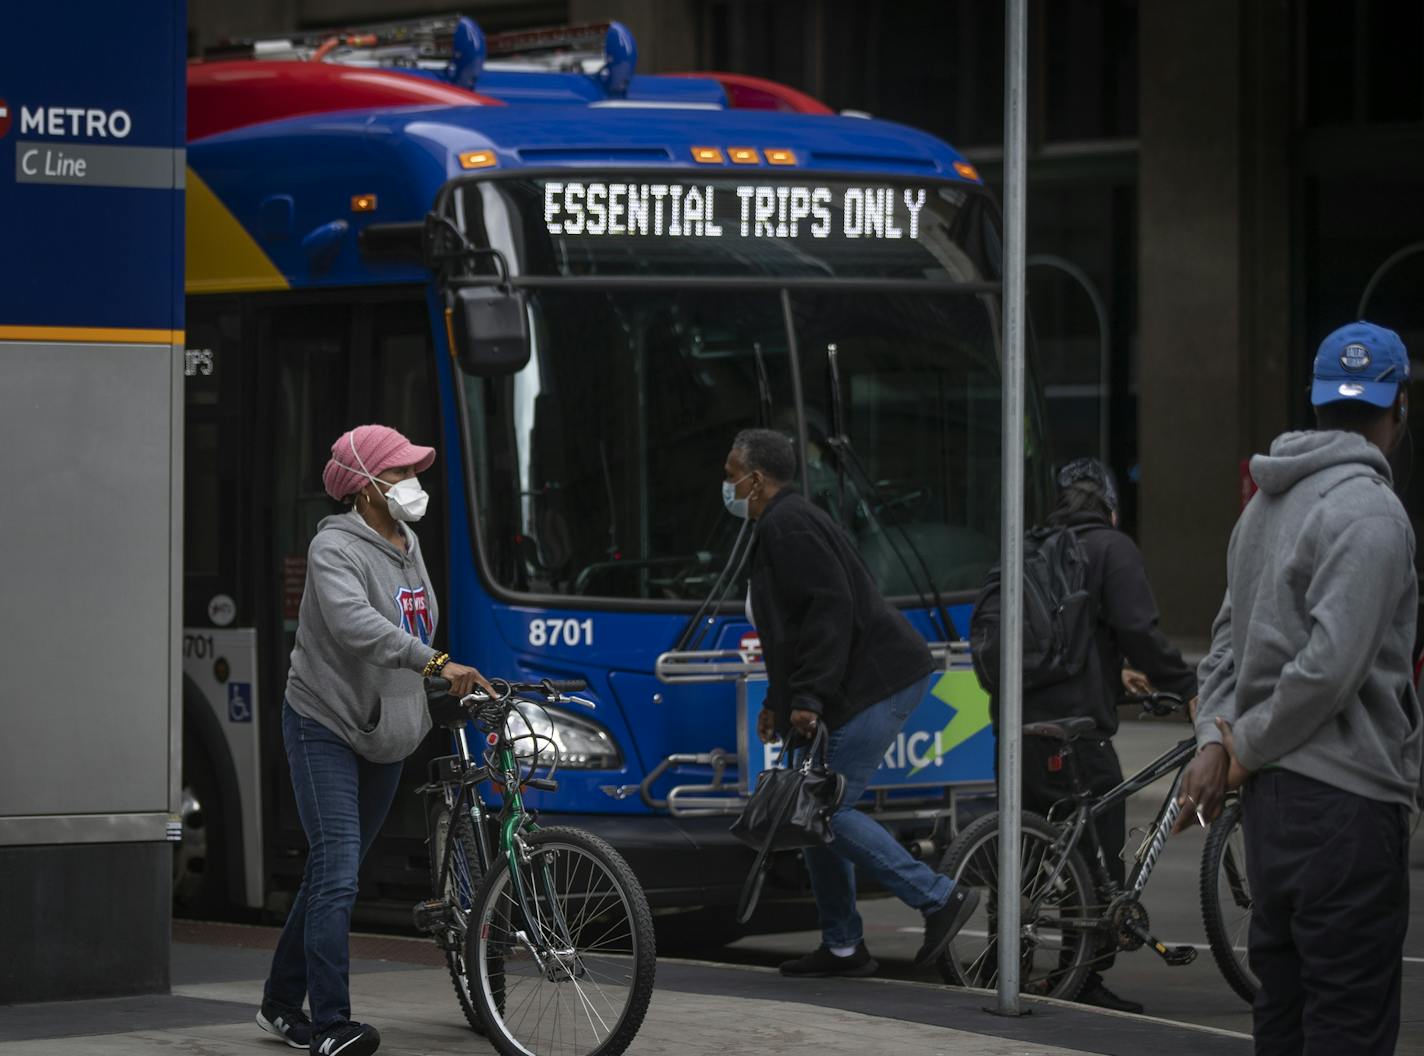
[1122,918,1197,966]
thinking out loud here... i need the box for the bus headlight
[511,702,623,770]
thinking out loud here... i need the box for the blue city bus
[175,17,1052,927]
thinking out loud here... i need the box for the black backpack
[969,526,1097,695]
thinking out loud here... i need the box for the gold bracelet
[422,652,450,677]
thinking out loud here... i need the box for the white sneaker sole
[255,1010,308,1050]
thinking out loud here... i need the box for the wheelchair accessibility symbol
[228,682,253,723]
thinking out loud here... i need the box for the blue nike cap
[1311,321,1409,408]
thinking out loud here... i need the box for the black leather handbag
[730,724,846,923]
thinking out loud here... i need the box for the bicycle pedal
[412,898,450,935]
[1162,945,1197,967]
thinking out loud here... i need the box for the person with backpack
[971,457,1198,1013]
[1177,322,1421,1055]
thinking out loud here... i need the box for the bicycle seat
[1022,716,1098,742]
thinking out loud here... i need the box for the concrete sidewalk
[0,924,1254,1056]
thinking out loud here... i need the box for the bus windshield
[452,176,1048,606]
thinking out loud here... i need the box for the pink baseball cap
[322,424,436,501]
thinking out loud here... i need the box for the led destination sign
[463,176,997,280]
[543,181,931,242]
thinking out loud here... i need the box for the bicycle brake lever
[557,694,596,710]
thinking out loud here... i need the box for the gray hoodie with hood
[1195,430,1422,809]
[286,512,440,763]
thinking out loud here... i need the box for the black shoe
[1077,974,1145,1015]
[914,884,981,966]
[310,1021,381,1056]
[256,1002,312,1049]
[778,943,878,978]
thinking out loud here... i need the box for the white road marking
[902,926,1424,963]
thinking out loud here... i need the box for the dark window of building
[704,0,1137,146]
[1303,0,1424,126]
[1041,0,1139,142]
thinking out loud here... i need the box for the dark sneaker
[914,884,981,966]
[256,1002,312,1049]
[778,943,878,978]
[310,1021,381,1056]
[1077,973,1145,1015]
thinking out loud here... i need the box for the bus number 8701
[528,618,594,648]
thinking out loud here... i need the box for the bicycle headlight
[511,702,623,770]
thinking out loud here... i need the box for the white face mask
[380,476,430,522]
[722,473,752,520]
[338,434,430,523]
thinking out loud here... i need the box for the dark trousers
[1242,770,1409,1056]
[1021,735,1127,888]
[1009,735,1126,976]
[264,702,405,1033]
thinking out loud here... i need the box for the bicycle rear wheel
[468,826,656,1056]
[428,802,488,1034]
[1199,797,1258,1004]
[936,810,1099,1001]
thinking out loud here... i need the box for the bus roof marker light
[765,148,797,166]
[728,147,760,165]
[350,194,377,213]
[447,16,486,89]
[691,146,724,164]
[953,160,981,182]
[598,21,637,99]
[459,150,497,169]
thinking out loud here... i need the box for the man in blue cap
[1179,321,1421,1055]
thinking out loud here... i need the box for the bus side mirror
[449,285,530,376]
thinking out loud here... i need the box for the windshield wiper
[826,345,957,643]
[751,340,772,427]
[671,518,754,653]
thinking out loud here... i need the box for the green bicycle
[414,675,656,1056]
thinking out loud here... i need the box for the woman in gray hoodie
[255,424,493,1056]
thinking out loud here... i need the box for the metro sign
[0,100,11,139]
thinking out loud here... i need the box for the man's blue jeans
[263,702,404,1033]
[802,675,952,948]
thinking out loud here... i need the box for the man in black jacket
[1012,458,1199,1013]
[726,428,978,978]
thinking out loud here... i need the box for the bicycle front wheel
[1199,797,1258,1004]
[936,810,1099,1001]
[468,826,656,1056]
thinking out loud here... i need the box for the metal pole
[997,0,1028,1018]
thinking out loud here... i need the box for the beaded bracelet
[422,651,450,677]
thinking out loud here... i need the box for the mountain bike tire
[1199,798,1258,1004]
[428,801,488,1034]
[937,810,1098,1002]
[468,826,656,1056]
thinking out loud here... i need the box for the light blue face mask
[722,473,752,519]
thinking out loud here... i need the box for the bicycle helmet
[1056,457,1120,516]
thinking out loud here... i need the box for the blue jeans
[264,702,405,1033]
[802,675,951,948]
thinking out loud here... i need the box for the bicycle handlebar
[542,678,589,694]
[1122,691,1185,717]
[425,675,587,698]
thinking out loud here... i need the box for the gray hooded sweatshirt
[285,512,440,763]
[1196,430,1422,809]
